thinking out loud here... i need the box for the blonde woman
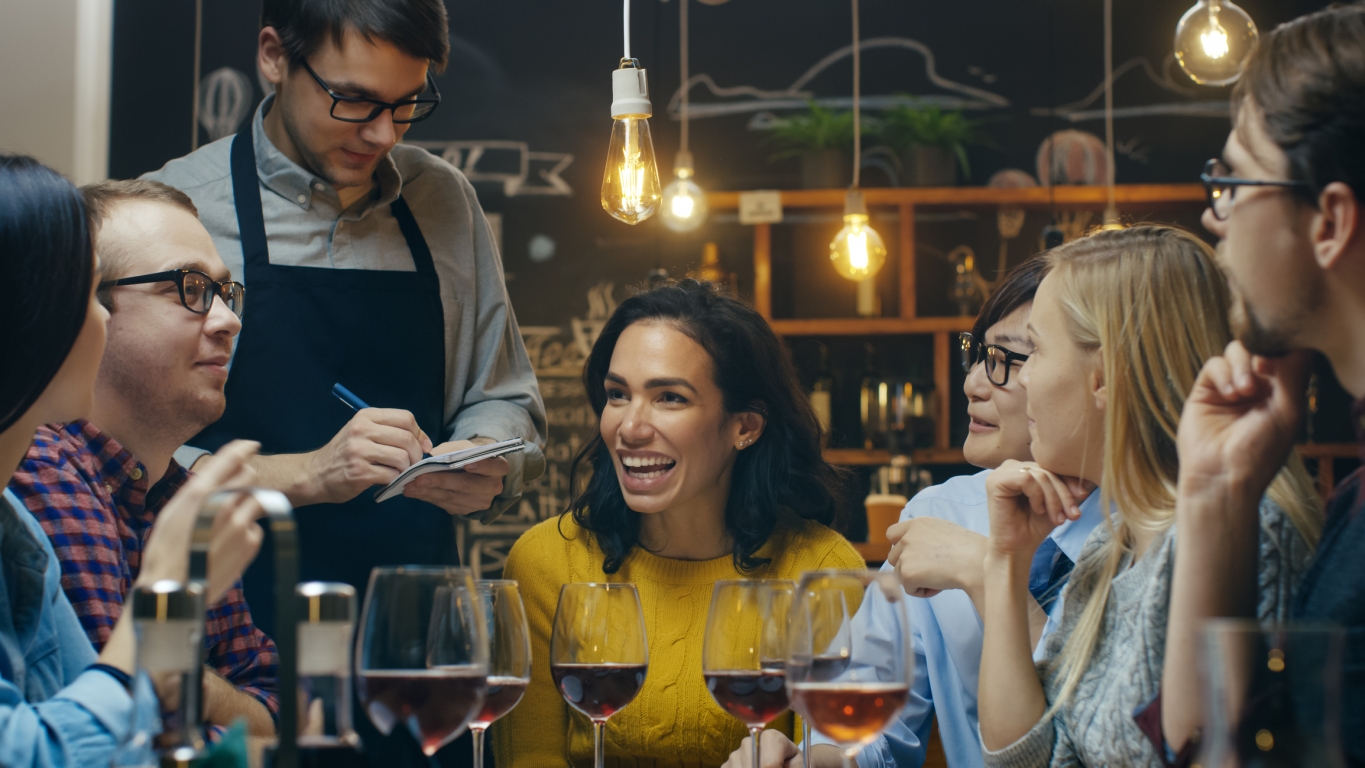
[975,225,1320,767]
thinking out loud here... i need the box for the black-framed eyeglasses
[99,269,245,319]
[1200,158,1313,221]
[300,60,441,124]
[959,332,1029,387]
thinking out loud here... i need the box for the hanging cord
[852,0,861,189]
[680,0,689,153]
[1104,0,1117,216]
[191,0,203,150]
[624,0,632,60]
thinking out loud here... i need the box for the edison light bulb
[661,151,707,232]
[1175,0,1258,86]
[829,191,887,281]
[602,62,661,225]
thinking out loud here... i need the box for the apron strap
[389,196,436,277]
[229,122,271,271]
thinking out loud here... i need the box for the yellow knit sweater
[490,515,864,768]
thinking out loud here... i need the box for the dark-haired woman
[0,154,263,766]
[492,280,863,766]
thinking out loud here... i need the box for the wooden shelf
[824,447,967,466]
[708,183,1205,210]
[771,316,974,336]
[1298,442,1360,460]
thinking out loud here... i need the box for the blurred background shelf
[824,447,967,466]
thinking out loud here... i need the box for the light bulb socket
[843,190,868,218]
[611,61,652,118]
[674,150,695,178]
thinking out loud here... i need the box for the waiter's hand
[251,408,432,507]
[404,438,509,516]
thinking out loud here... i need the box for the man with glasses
[1140,6,1365,765]
[9,180,278,737]
[143,0,544,746]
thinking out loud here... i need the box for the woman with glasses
[728,256,1105,768]
[0,154,265,766]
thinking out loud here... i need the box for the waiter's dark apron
[194,123,471,767]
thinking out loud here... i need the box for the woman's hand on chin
[985,459,1090,560]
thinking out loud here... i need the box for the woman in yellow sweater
[492,279,864,767]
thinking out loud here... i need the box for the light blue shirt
[810,470,1102,768]
[0,489,160,767]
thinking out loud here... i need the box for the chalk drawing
[1032,54,1228,122]
[666,37,1011,124]
[199,67,254,142]
[409,140,574,197]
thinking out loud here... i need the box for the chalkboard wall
[109,0,1349,575]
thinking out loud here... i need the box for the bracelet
[87,663,133,690]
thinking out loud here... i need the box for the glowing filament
[1201,23,1230,58]
[670,193,695,219]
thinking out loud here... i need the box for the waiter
[146,1,545,763]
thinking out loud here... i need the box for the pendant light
[602,0,662,225]
[661,0,708,232]
[1100,0,1123,230]
[829,0,887,284]
[1175,0,1259,86]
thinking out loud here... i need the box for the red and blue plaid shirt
[8,420,279,720]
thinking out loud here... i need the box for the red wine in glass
[551,663,648,719]
[357,666,488,756]
[470,676,530,729]
[705,668,790,727]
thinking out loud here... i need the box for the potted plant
[765,102,867,189]
[877,100,996,187]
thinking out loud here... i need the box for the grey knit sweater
[982,499,1312,768]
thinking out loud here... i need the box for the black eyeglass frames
[300,60,441,124]
[958,332,1029,387]
[1200,158,1313,221]
[99,269,245,319]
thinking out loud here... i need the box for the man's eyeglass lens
[331,97,435,124]
[181,272,244,317]
[1204,159,1235,220]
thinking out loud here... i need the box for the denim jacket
[0,488,158,767]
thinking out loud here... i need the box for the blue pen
[332,383,370,411]
[332,383,432,459]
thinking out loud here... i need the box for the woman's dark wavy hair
[566,279,846,574]
[0,155,94,433]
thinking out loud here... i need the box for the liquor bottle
[810,343,834,446]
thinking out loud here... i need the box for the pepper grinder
[131,579,208,766]
[295,582,366,767]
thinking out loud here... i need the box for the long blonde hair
[1041,224,1320,709]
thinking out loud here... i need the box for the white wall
[0,0,112,184]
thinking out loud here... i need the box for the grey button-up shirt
[144,96,546,523]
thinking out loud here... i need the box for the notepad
[374,438,526,503]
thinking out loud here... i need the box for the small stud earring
[738,439,752,449]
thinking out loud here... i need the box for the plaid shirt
[8,420,279,720]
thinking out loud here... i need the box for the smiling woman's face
[962,302,1034,469]
[1019,274,1106,484]
[600,320,747,515]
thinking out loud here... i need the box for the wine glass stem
[471,725,486,767]
[803,723,812,768]
[594,720,606,768]
[751,726,763,768]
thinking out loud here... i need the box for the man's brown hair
[1232,3,1365,201]
[82,179,200,306]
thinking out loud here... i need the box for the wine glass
[788,570,913,768]
[704,580,796,768]
[355,567,489,760]
[468,580,532,768]
[1199,620,1347,768]
[551,583,649,768]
